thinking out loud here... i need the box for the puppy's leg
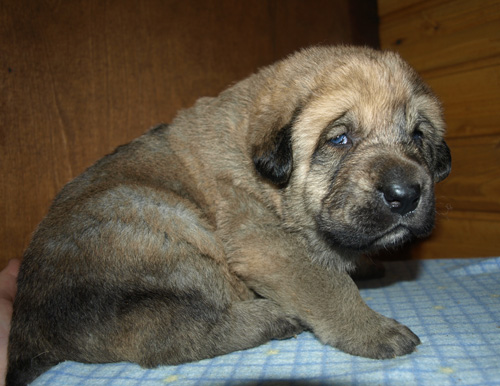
[122,297,303,368]
[101,270,303,369]
[228,223,420,359]
[87,241,302,369]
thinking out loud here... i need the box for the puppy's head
[252,46,451,255]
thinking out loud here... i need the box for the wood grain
[436,135,500,213]
[425,64,500,138]
[377,0,431,17]
[380,0,500,73]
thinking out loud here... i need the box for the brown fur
[7,46,451,385]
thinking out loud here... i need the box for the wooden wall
[378,0,500,258]
[0,0,378,269]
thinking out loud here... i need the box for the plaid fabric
[32,258,500,385]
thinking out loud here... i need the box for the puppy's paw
[365,317,421,359]
[334,315,421,359]
[273,316,305,340]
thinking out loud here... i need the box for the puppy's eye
[328,133,351,146]
[412,128,424,144]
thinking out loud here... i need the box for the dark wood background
[1,0,378,269]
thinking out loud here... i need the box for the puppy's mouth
[370,224,415,248]
[320,225,408,251]
[318,214,434,252]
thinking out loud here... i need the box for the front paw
[337,314,420,359]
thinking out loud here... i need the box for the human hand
[0,260,20,386]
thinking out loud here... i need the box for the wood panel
[425,64,500,138]
[435,135,500,213]
[272,0,351,59]
[380,0,500,73]
[378,0,437,17]
[0,0,379,269]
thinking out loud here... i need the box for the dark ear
[434,140,451,182]
[252,123,293,187]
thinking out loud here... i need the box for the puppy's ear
[253,123,293,187]
[434,140,451,182]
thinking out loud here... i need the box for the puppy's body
[7,46,451,385]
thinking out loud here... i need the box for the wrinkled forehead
[293,61,443,153]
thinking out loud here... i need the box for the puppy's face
[253,47,451,254]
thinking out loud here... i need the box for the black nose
[381,183,421,216]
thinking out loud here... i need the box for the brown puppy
[7,46,451,385]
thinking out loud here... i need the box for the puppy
[7,46,451,385]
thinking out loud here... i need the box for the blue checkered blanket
[32,257,500,385]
